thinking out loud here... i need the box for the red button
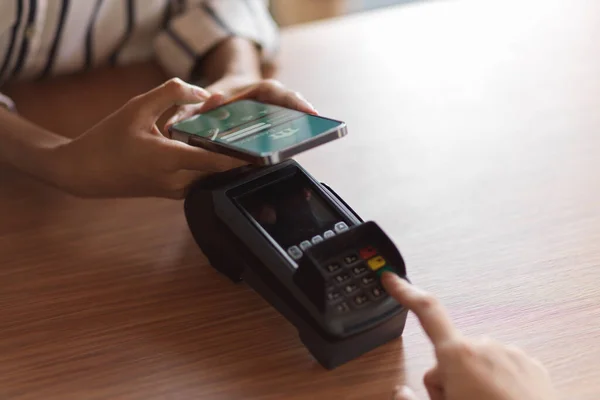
[359,246,378,260]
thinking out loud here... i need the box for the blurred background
[270,0,420,26]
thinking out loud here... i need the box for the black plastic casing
[183,160,409,369]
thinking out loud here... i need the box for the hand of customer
[381,273,559,400]
[54,78,245,199]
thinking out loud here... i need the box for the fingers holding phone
[381,273,558,400]
[164,78,318,132]
[53,78,244,199]
[52,76,335,199]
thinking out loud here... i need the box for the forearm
[0,108,70,187]
[198,37,263,84]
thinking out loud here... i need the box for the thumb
[164,92,227,132]
[196,92,227,113]
[393,386,422,400]
[134,78,210,123]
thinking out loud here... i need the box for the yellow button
[367,256,386,271]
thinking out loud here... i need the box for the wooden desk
[2,0,600,398]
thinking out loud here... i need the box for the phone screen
[171,100,344,156]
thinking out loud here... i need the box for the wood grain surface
[2,0,600,399]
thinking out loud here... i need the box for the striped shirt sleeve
[153,0,279,81]
[0,0,19,112]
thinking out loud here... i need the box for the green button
[376,266,396,277]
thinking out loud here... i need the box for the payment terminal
[184,159,409,369]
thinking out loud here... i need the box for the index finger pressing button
[381,272,461,347]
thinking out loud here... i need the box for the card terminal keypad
[322,244,394,314]
[288,220,399,315]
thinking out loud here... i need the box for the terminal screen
[238,173,342,250]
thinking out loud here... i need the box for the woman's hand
[381,273,559,400]
[53,78,245,199]
[164,75,318,131]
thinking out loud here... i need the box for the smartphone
[168,99,347,165]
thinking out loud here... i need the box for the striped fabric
[0,0,279,110]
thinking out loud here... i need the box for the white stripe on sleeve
[206,0,279,61]
[0,1,17,73]
[242,0,279,61]
[118,0,168,65]
[20,0,61,80]
[153,5,229,79]
[153,28,197,79]
[89,0,127,66]
[1,0,29,82]
[52,0,99,75]
[153,0,279,79]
